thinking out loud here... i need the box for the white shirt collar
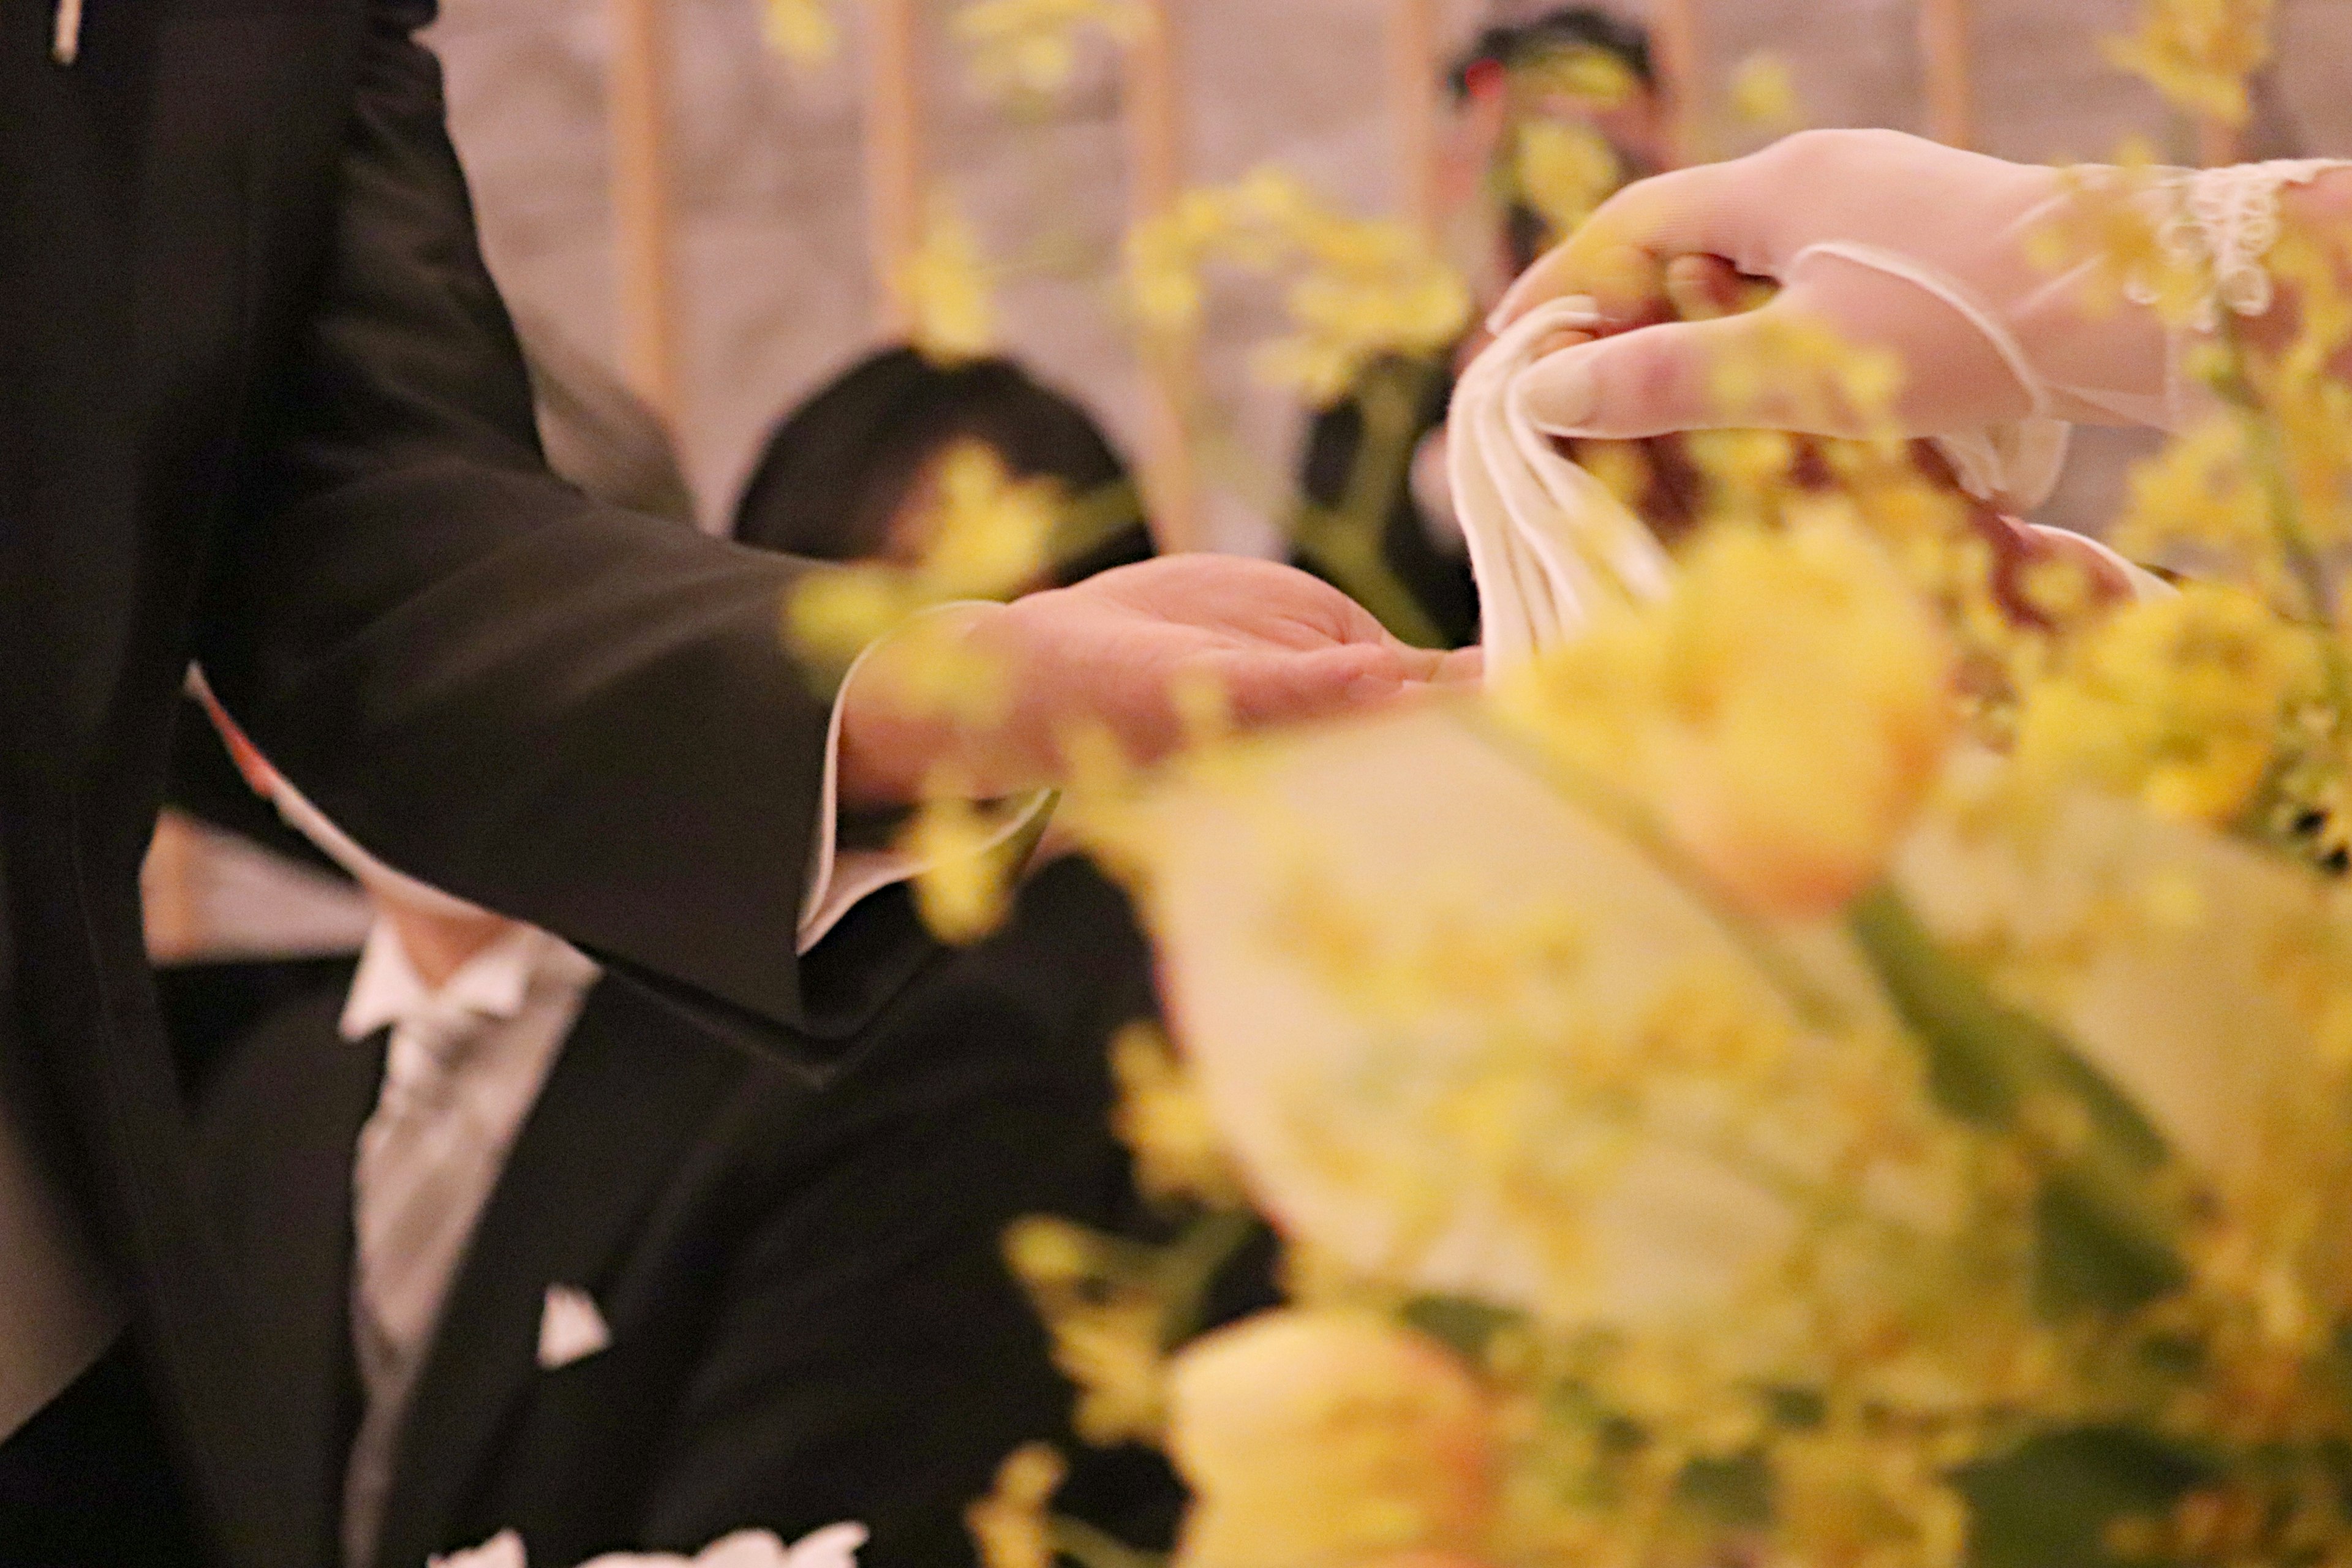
[339,920,598,1044]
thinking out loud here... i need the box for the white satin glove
[1449,296,1673,678]
[1495,129,2345,503]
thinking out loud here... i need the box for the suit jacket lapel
[209,1020,383,1566]
[372,974,752,1568]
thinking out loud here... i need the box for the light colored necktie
[352,1000,509,1368]
[344,1000,511,1568]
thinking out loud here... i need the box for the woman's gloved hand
[1491,129,2184,447]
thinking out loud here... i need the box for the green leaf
[1956,1426,2209,1568]
[1402,1293,1528,1363]
[1849,884,2189,1314]
[1677,1452,1774,1529]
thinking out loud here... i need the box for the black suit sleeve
[194,0,831,1030]
[631,875,1180,1566]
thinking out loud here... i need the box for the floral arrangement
[932,6,2352,1568]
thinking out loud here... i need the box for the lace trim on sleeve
[2130,160,2350,330]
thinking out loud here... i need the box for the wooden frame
[1389,0,1446,243]
[1654,0,1706,166]
[1919,0,1975,148]
[864,0,927,336]
[609,0,684,426]
[1126,0,1203,553]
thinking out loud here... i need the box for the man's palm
[841,556,1479,804]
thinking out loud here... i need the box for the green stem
[2211,313,2352,715]
[1293,357,1452,649]
[1847,883,2190,1315]
[1152,1207,1264,1349]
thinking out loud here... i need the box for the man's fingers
[1430,646,1485,686]
[1488,161,1763,333]
[1207,643,1424,731]
[1516,294,1877,441]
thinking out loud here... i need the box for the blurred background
[428,0,2352,549]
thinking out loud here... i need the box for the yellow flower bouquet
[976,96,2352,1568]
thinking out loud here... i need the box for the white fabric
[342,921,601,1568]
[2131,159,2351,428]
[1450,295,2167,674]
[797,607,1054,952]
[535,1285,612,1371]
[432,1523,871,1568]
[1449,296,1678,680]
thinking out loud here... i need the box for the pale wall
[424,0,2352,548]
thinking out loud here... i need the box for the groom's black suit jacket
[2,4,856,1562]
[199,862,1200,1568]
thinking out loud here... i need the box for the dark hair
[731,347,1152,588]
[1447,6,1655,100]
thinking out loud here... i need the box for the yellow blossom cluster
[1498,517,1958,918]
[785,442,1064,942]
[968,9,2352,1567]
[951,0,1146,100]
[1728,51,1806,135]
[967,1445,1069,1568]
[1110,1020,1245,1210]
[2103,0,2276,126]
[895,202,1001,366]
[2013,584,2321,827]
[1128,168,1474,406]
[760,0,837,65]
[1508,42,1644,111]
[786,440,1056,674]
[1509,121,1622,243]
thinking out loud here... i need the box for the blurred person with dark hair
[1294,5,1667,650]
[736,346,1155,588]
[194,342,1240,1568]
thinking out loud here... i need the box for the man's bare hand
[837,556,1481,806]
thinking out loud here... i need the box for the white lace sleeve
[2130,159,2352,425]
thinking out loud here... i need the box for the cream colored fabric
[1447,296,1675,681]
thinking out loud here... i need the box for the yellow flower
[953,0,1147,99]
[1728,51,1804,133]
[761,0,839,64]
[919,442,1060,600]
[1005,1217,1172,1443]
[1512,42,1643,110]
[1167,1311,1498,1568]
[1510,121,1621,241]
[1129,703,1975,1352]
[1111,1021,1246,1209]
[2103,0,2275,124]
[1499,518,1958,918]
[1126,168,1472,405]
[783,441,1057,685]
[903,791,1025,945]
[897,201,998,365]
[967,1444,1068,1568]
[2011,584,2321,827]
